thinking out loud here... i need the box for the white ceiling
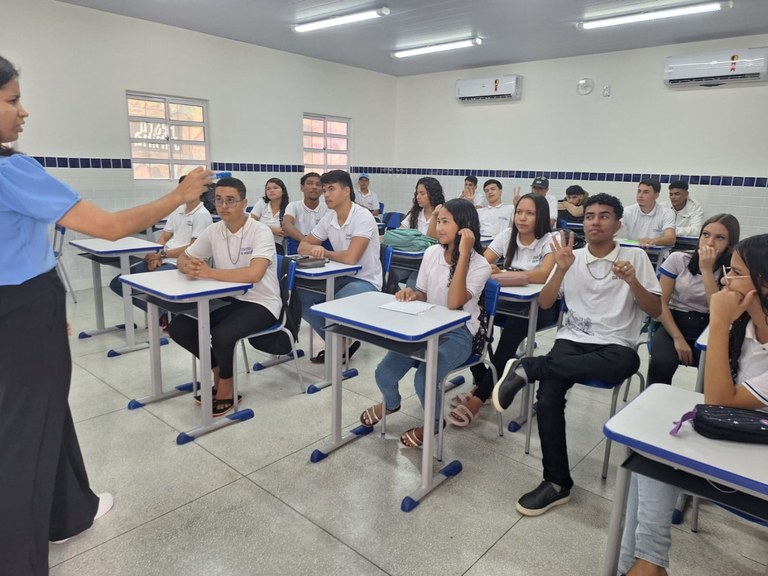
[57,0,768,76]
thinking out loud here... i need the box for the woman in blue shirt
[0,55,212,576]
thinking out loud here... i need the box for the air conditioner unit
[664,48,768,88]
[456,75,522,101]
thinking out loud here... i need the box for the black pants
[521,339,640,490]
[647,310,709,385]
[0,270,98,576]
[168,298,277,379]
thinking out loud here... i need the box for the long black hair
[0,56,20,157]
[503,193,551,270]
[440,198,484,287]
[263,177,290,226]
[728,234,768,381]
[687,213,740,276]
[407,177,445,230]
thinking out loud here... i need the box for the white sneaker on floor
[51,492,114,544]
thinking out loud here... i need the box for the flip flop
[449,385,478,408]
[309,341,361,365]
[360,403,400,426]
[400,427,424,448]
[193,386,218,405]
[447,403,476,427]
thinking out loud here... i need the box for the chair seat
[461,354,482,366]
[249,322,282,337]
[582,379,623,390]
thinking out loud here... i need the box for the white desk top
[294,260,361,278]
[695,325,709,352]
[617,239,668,252]
[311,291,469,342]
[604,384,768,498]
[70,237,162,255]
[499,283,545,301]
[119,269,251,301]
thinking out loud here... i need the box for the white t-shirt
[186,218,281,317]
[400,209,430,234]
[658,251,711,314]
[310,203,382,290]
[478,203,514,238]
[251,198,284,245]
[355,189,380,212]
[554,243,661,348]
[416,245,491,336]
[162,203,213,265]
[660,197,704,237]
[488,229,554,270]
[284,200,328,236]
[738,320,768,408]
[542,193,558,224]
[621,203,676,241]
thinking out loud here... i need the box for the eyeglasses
[214,197,243,207]
[722,265,750,283]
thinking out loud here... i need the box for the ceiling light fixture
[393,38,482,59]
[294,6,390,33]
[580,1,726,30]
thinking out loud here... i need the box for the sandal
[211,395,243,418]
[447,403,476,427]
[360,403,400,427]
[193,386,218,405]
[449,385,478,408]
[309,341,361,365]
[400,422,446,448]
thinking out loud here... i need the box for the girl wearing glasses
[620,233,768,576]
[251,177,289,254]
[647,214,740,385]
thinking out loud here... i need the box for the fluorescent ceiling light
[393,38,482,59]
[580,1,724,30]
[294,6,389,33]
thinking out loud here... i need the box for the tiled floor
[49,288,767,575]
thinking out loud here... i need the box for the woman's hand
[457,228,476,256]
[673,336,694,366]
[698,245,717,270]
[271,226,285,237]
[710,288,756,325]
[396,287,419,302]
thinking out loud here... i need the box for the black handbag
[670,404,768,444]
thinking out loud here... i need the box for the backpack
[247,256,302,355]
[382,228,437,251]
[470,291,490,357]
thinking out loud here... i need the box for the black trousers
[647,310,709,385]
[0,270,98,576]
[521,338,640,490]
[168,298,277,380]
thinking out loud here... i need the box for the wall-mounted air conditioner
[664,48,768,88]
[455,75,522,101]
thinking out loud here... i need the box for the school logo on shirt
[345,233,352,241]
[241,247,253,255]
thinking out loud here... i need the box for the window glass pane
[327,121,348,136]
[129,121,169,141]
[305,166,324,175]
[327,153,347,166]
[131,141,170,160]
[303,135,325,149]
[326,137,347,151]
[132,163,171,179]
[303,118,324,133]
[127,98,166,119]
[171,143,207,161]
[173,163,206,180]
[168,103,204,122]
[304,151,325,165]
[170,125,205,141]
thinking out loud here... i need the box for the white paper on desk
[379,300,435,315]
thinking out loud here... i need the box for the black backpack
[247,256,302,355]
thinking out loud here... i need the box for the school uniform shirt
[284,200,328,236]
[416,245,491,336]
[620,203,676,241]
[185,217,281,318]
[488,229,554,270]
[458,192,486,208]
[400,209,430,234]
[0,155,80,285]
[554,242,661,348]
[310,203,382,290]
[542,193,558,224]
[661,197,704,237]
[355,190,380,212]
[251,198,284,245]
[162,202,213,265]
[658,251,710,314]
[738,320,768,408]
[477,203,514,238]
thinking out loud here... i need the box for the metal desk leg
[602,445,631,576]
[107,254,157,357]
[401,337,462,512]
[509,300,539,436]
[78,260,121,339]
[694,350,706,393]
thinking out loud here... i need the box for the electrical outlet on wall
[602,85,611,97]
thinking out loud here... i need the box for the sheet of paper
[379,300,435,315]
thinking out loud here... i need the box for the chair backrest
[380,244,393,275]
[472,278,501,358]
[52,224,66,257]
[379,202,385,214]
[247,255,300,355]
[382,212,403,230]
[285,237,300,255]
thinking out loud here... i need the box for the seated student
[359,199,491,447]
[448,193,557,426]
[557,184,588,224]
[515,176,558,228]
[168,177,281,417]
[662,180,704,237]
[282,172,327,245]
[298,170,382,363]
[492,193,661,516]
[108,174,213,321]
[354,173,380,217]
[477,179,514,238]
[620,178,676,246]
[620,233,768,576]
[250,177,289,254]
[458,174,485,208]
[647,214,739,385]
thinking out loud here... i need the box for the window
[127,92,209,180]
[303,114,350,174]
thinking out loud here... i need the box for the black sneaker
[516,481,571,516]
[491,359,527,412]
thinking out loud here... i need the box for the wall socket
[602,85,611,97]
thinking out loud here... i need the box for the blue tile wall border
[26,157,768,187]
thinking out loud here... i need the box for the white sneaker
[51,492,113,544]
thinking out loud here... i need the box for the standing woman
[251,177,289,254]
[0,56,212,575]
[647,214,739,385]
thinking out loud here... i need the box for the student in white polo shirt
[354,173,380,217]
[282,172,327,249]
[662,180,704,237]
[492,193,661,517]
[621,178,676,246]
[477,179,514,237]
[299,170,382,363]
[168,177,281,418]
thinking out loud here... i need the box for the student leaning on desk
[0,55,213,576]
[620,234,768,576]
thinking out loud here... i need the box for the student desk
[294,261,362,393]
[617,238,669,270]
[480,236,494,247]
[119,269,254,444]
[496,284,546,440]
[71,237,163,357]
[308,291,470,512]
[602,384,768,576]
[673,235,699,251]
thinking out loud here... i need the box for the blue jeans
[618,473,681,574]
[109,260,177,313]
[374,325,472,431]
[298,277,377,341]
